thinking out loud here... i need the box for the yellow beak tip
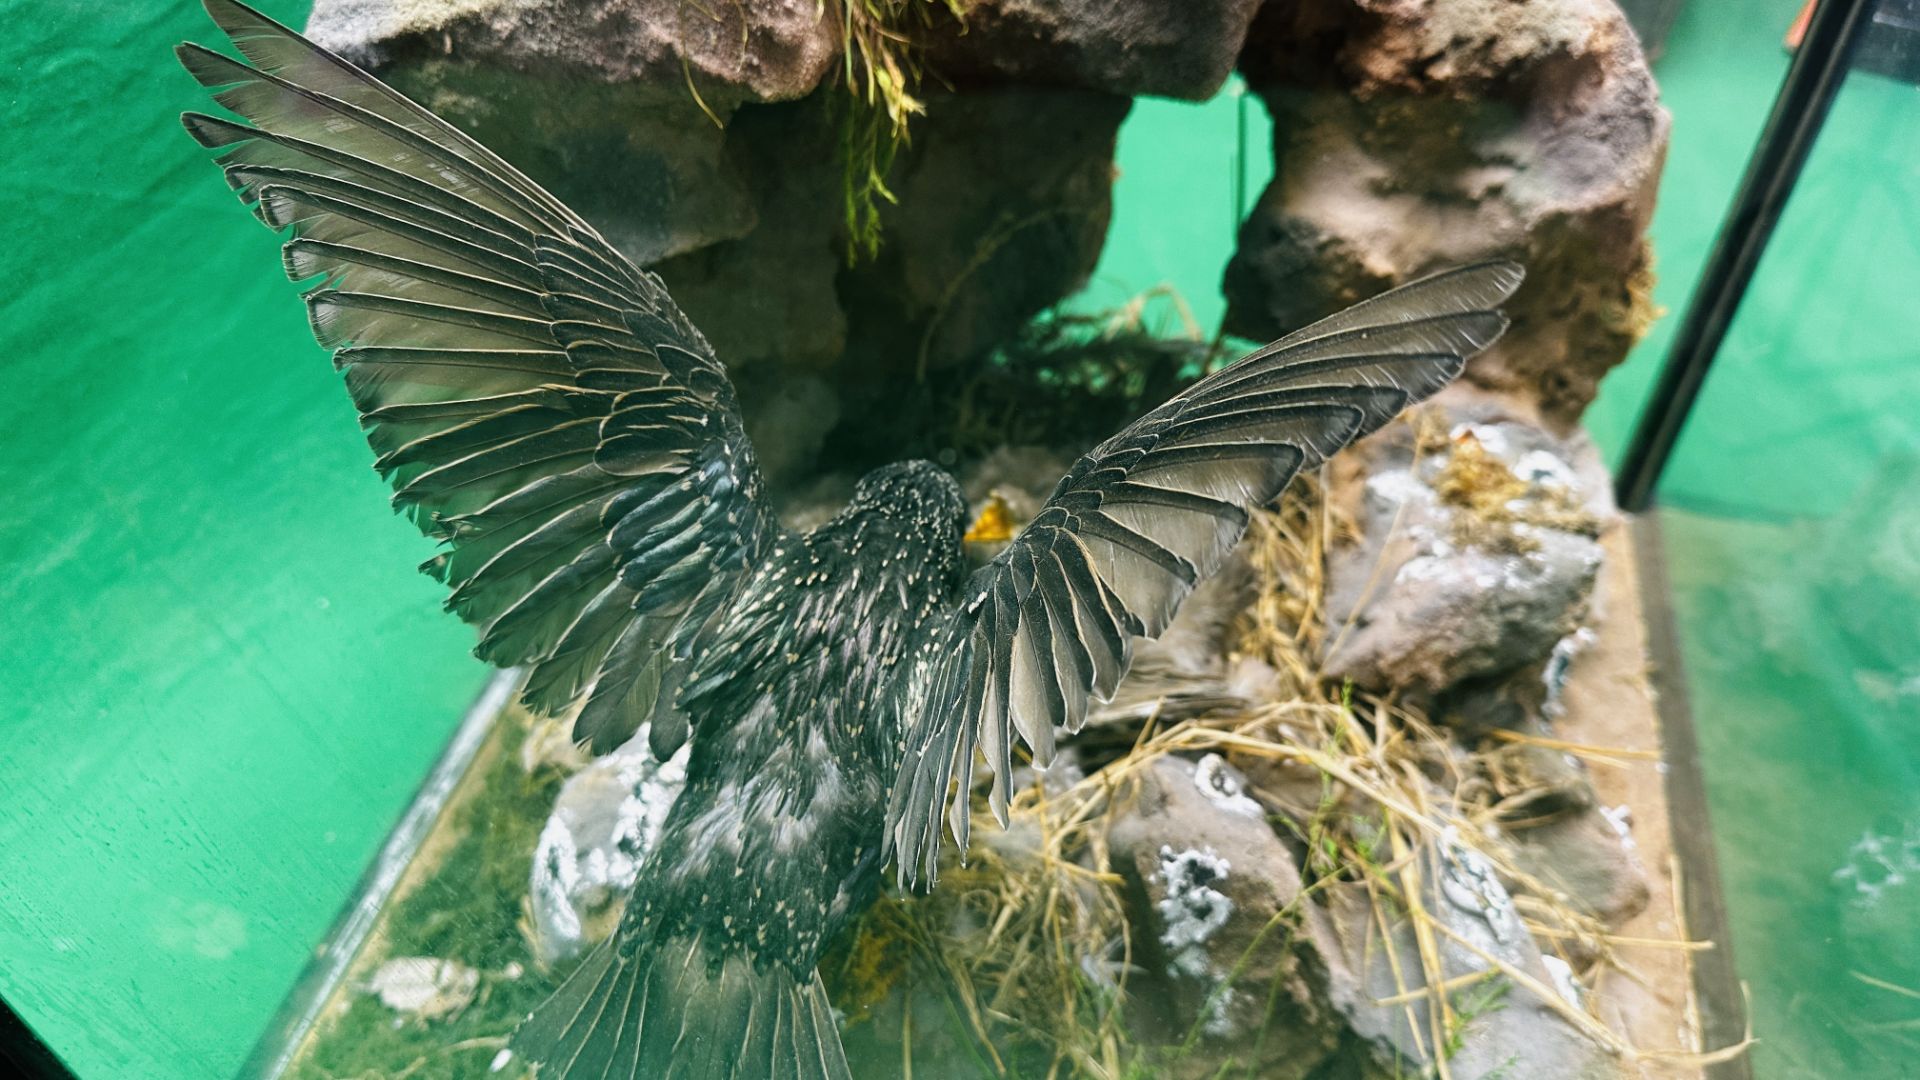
[963,494,1017,544]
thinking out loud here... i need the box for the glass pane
[9,0,1847,1076]
[1654,10,1920,1076]
[1583,0,1809,461]
[0,3,492,1077]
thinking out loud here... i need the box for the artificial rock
[1227,0,1668,426]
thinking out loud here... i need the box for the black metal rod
[1615,0,1877,511]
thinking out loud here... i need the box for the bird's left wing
[177,0,776,756]
[887,261,1525,886]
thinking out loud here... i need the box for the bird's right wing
[177,0,776,756]
[887,261,1525,886]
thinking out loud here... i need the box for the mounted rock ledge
[307,0,838,105]
[1323,387,1616,698]
[1226,0,1668,426]
[916,0,1265,100]
[303,3,1128,485]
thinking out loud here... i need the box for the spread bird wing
[886,261,1525,886]
[178,0,775,757]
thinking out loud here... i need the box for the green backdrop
[1635,6,1920,1076]
[4,1,1916,1077]
[0,3,486,1076]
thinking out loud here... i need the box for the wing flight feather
[180,0,773,756]
[887,261,1525,885]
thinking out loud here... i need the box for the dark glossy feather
[886,260,1525,886]
[183,6,1528,1074]
[509,933,853,1080]
[179,0,775,757]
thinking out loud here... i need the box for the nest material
[853,460,1736,1078]
[1416,408,1603,556]
[274,336,1732,1076]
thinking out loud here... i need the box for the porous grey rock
[1506,802,1652,927]
[528,726,689,965]
[1322,390,1611,696]
[919,0,1264,100]
[1227,0,1669,426]
[1109,756,1343,1077]
[1308,841,1615,1080]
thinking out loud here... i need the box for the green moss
[283,714,572,1080]
[831,0,969,261]
[820,896,917,1029]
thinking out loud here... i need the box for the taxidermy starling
[177,3,1522,1075]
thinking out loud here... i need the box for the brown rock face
[918,0,1265,100]
[305,0,840,268]
[365,57,760,266]
[1226,0,1669,427]
[1109,756,1618,1079]
[840,89,1130,377]
[305,2,1128,486]
[307,0,838,106]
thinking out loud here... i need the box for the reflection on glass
[1658,15,1920,1076]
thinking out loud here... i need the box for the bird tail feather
[510,930,852,1080]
